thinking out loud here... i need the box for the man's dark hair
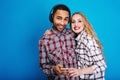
[49,4,71,23]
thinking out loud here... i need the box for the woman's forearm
[80,66,94,75]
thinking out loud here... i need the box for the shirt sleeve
[39,38,56,76]
[87,36,107,74]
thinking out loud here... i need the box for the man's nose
[60,20,64,25]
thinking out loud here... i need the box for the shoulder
[80,31,94,42]
[87,34,96,44]
[84,34,94,44]
[85,34,100,50]
[79,31,92,43]
[39,35,51,44]
[80,32,95,47]
[86,34,93,41]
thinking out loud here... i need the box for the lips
[74,26,80,30]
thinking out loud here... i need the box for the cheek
[81,24,84,27]
[54,20,59,23]
[64,21,69,25]
[81,24,85,29]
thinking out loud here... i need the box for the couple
[39,4,106,80]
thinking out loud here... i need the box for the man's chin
[58,29,64,32]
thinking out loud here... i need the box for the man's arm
[39,38,56,75]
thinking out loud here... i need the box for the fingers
[54,64,64,75]
[57,64,63,68]
[68,68,79,78]
[61,70,68,75]
[54,65,79,77]
[57,64,64,74]
[44,30,52,35]
[54,65,62,75]
[69,73,78,78]
[69,72,77,78]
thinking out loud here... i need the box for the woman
[68,12,106,80]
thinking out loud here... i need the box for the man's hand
[53,64,68,75]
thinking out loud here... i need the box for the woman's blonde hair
[71,12,103,50]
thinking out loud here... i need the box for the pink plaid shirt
[39,28,79,80]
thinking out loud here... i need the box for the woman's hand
[68,68,82,78]
[68,67,94,78]
[44,30,52,35]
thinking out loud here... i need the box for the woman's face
[71,14,84,34]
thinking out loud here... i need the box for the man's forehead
[54,10,69,17]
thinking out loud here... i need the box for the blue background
[0,0,120,80]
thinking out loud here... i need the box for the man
[39,4,79,80]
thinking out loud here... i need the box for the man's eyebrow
[56,16,69,19]
[65,17,69,18]
[56,16,62,17]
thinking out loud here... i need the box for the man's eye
[57,17,61,20]
[64,18,69,21]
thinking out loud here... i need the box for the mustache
[56,24,66,26]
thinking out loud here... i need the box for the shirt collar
[75,30,86,41]
[51,28,67,36]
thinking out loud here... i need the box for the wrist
[79,69,85,75]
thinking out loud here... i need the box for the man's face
[53,10,69,32]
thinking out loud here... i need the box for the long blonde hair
[71,12,103,50]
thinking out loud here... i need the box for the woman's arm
[68,67,94,78]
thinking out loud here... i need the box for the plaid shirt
[75,30,106,80]
[39,28,79,80]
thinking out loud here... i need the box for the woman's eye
[79,20,82,22]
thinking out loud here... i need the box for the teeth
[59,26,63,28]
[74,27,79,30]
